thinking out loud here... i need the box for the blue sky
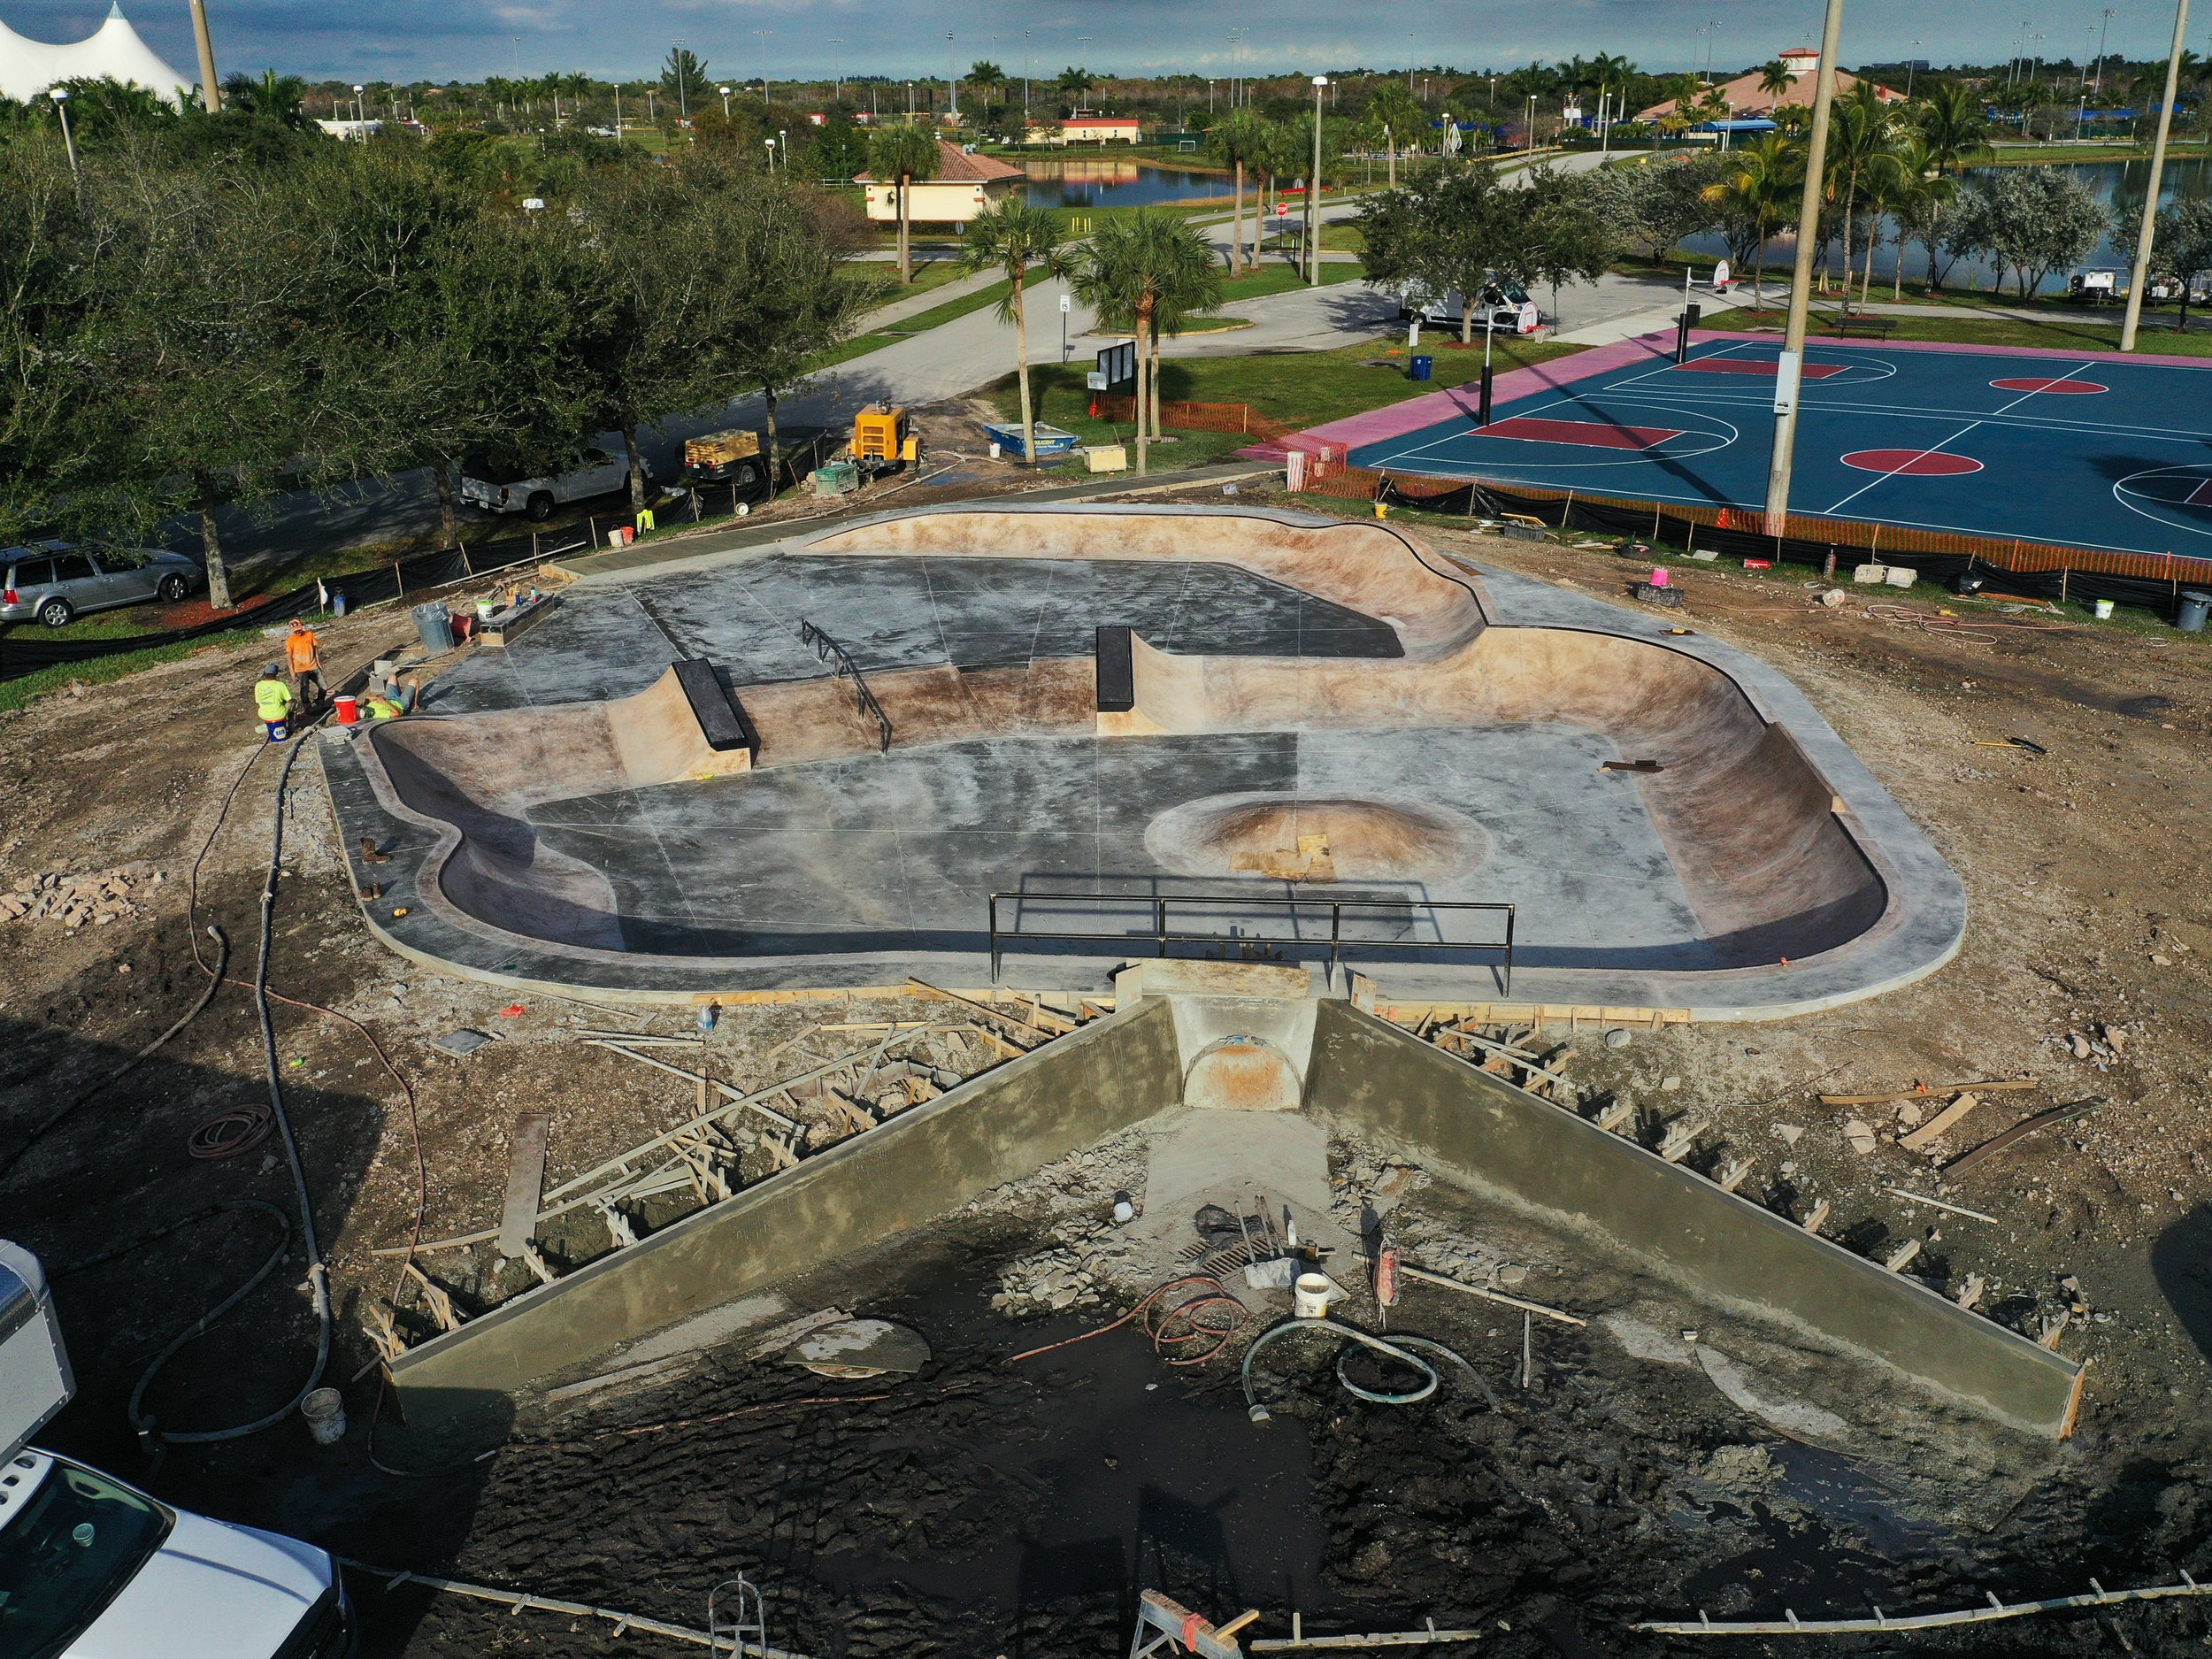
[4,0,2200,87]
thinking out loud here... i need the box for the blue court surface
[1349,335,2212,557]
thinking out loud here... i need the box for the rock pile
[0,864,162,930]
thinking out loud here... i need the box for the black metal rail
[986,890,1515,991]
[799,619,892,753]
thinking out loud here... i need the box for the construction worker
[360,690,405,720]
[285,618,324,709]
[253,664,294,741]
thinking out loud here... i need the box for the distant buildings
[1025,114,1141,146]
[854,139,1025,225]
[0,2,189,105]
[1635,47,1904,124]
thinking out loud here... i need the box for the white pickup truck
[0,1241,352,1658]
[459,448,655,520]
[1395,279,1542,336]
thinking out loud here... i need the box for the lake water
[1020,158,1231,209]
[1683,154,2212,296]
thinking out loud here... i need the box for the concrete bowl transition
[318,503,1964,1020]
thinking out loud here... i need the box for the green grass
[0,625,273,714]
[988,330,1586,470]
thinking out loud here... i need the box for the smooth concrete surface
[322,503,1965,1019]
[1306,1000,2084,1438]
[387,998,1183,1443]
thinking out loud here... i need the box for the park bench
[1833,313,1895,340]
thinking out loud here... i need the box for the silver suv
[2,542,206,627]
[459,449,654,520]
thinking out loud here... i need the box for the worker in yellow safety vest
[360,692,405,720]
[253,664,294,741]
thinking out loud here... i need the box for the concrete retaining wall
[1305,1001,2084,1438]
[388,1000,1184,1443]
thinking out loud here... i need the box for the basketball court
[1340,333,2212,557]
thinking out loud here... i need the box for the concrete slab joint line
[383,995,2075,1452]
[319,502,1963,1021]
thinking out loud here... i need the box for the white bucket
[1293,1273,1332,1319]
[2093,599,2116,620]
[301,1386,346,1445]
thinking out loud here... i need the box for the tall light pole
[1906,42,1923,100]
[1023,28,1032,118]
[2095,7,2116,93]
[948,31,958,119]
[1309,76,1327,287]
[828,39,844,105]
[1408,33,1417,92]
[676,41,687,119]
[614,83,622,139]
[186,0,221,111]
[48,87,79,183]
[352,83,365,137]
[1763,0,1847,537]
[1701,19,1719,85]
[2124,0,2196,349]
[752,31,772,104]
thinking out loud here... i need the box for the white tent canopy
[0,4,192,107]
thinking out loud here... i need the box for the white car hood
[68,1510,332,1659]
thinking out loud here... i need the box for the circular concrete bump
[1144,793,1488,883]
[785,1318,931,1379]
[1184,1034,1303,1112]
[1839,449,1984,477]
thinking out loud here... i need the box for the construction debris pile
[0,863,162,929]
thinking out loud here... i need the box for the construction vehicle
[680,428,766,490]
[849,403,921,478]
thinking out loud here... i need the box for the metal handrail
[798,619,892,753]
[986,890,1514,992]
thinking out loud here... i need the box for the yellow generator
[850,403,919,476]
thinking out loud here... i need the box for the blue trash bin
[1409,354,1434,382]
[2178,590,2210,634]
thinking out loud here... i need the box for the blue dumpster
[1409,354,1434,382]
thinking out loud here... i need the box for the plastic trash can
[2178,590,2211,633]
[1409,354,1434,382]
[411,602,455,652]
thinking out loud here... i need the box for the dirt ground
[3,490,2210,1656]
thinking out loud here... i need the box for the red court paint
[1990,376,2108,395]
[1678,359,1849,379]
[1840,449,1985,477]
[1481,416,1686,450]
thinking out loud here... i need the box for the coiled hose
[1241,1317,1488,1424]
[133,735,332,1448]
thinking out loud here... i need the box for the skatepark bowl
[317,503,1964,1021]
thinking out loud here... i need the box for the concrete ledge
[1305,1001,2083,1439]
[387,1000,1182,1443]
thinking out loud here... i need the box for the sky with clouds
[4,0,2200,88]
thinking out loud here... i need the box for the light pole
[646,89,656,124]
[764,137,776,170]
[1906,42,1923,100]
[752,31,772,104]
[2095,7,2116,93]
[1763,0,1847,536]
[352,83,365,137]
[1023,29,1032,118]
[676,41,687,119]
[719,85,731,119]
[906,81,914,122]
[1408,33,1416,93]
[1526,93,1536,149]
[948,31,958,119]
[1309,76,1326,286]
[614,84,622,140]
[186,0,221,111]
[2124,0,2196,349]
[1698,19,1719,84]
[48,87,79,183]
[828,39,844,105]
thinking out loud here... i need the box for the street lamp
[828,38,844,104]
[2095,7,2117,94]
[948,30,958,120]
[752,30,772,103]
[719,85,731,119]
[352,83,365,137]
[1309,76,1326,287]
[48,86,78,182]
[764,137,776,170]
[1024,28,1032,118]
[1906,42,1923,100]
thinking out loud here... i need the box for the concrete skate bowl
[327,503,1962,1018]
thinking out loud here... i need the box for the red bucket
[334,695,359,726]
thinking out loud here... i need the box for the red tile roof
[855,140,1025,184]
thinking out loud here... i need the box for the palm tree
[1072,210,1219,476]
[1757,60,1794,105]
[1210,110,1269,276]
[1056,65,1094,118]
[1827,82,1898,316]
[868,125,942,283]
[1367,81,1421,188]
[1886,135,1952,297]
[967,60,1006,127]
[1916,81,1992,174]
[221,69,310,127]
[1853,136,1911,307]
[1701,132,1801,307]
[959,202,1065,464]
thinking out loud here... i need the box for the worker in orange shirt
[285,618,324,710]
